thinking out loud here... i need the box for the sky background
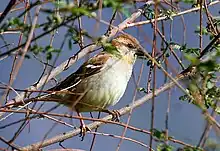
[0,0,219,150]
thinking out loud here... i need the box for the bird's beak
[135,46,145,57]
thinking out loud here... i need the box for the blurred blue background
[0,0,219,150]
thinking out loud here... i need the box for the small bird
[8,34,145,136]
[46,34,144,113]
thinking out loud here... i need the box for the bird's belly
[75,65,132,112]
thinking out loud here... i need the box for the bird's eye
[127,43,134,49]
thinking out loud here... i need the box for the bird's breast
[75,58,134,112]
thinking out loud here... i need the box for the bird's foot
[112,110,121,122]
[79,124,91,141]
[103,109,121,122]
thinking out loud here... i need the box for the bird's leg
[102,109,121,122]
[77,112,91,141]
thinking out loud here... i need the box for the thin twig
[1,5,42,105]
[20,73,189,150]
[3,5,145,108]
[126,1,219,28]
[116,61,144,151]
[149,2,158,150]
[0,0,16,24]
[0,136,21,151]
[88,131,154,150]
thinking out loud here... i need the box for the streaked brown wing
[49,52,111,91]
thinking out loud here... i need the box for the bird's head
[111,34,145,64]
[108,34,144,64]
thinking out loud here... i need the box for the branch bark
[21,74,187,150]
[8,6,145,104]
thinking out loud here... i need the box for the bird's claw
[79,124,91,141]
[110,110,120,122]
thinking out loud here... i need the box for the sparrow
[47,34,144,114]
[7,34,145,137]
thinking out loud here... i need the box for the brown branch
[149,2,159,150]
[126,1,219,28]
[116,61,144,150]
[88,131,154,150]
[1,5,42,105]
[3,5,145,107]
[0,0,16,24]
[4,0,29,105]
[20,74,188,150]
[0,136,21,150]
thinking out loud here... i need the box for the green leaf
[184,54,200,65]
[45,46,54,53]
[144,8,155,19]
[198,60,217,72]
[30,44,43,55]
[178,146,202,151]
[103,0,122,10]
[182,0,196,4]
[215,106,220,114]
[206,81,214,89]
[157,144,173,151]
[152,129,165,140]
[46,52,52,60]
[188,83,199,92]
[194,26,209,35]
[121,6,131,18]
[71,7,92,17]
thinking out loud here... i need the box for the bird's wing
[49,52,111,91]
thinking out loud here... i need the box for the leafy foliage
[30,45,61,60]
[157,144,173,151]
[179,43,220,112]
[1,17,31,35]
